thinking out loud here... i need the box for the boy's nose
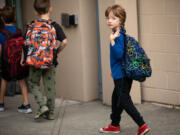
[108,19,111,22]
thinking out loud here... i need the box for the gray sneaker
[18,104,32,114]
[42,112,55,120]
[34,105,49,120]
[48,113,55,120]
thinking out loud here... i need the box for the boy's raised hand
[110,29,120,45]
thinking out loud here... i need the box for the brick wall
[138,0,180,105]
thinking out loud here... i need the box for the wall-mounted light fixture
[61,13,78,27]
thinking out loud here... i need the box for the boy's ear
[49,7,52,13]
[34,11,39,16]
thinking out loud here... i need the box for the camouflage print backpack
[24,19,57,69]
[121,30,152,82]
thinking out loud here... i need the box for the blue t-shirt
[0,25,17,46]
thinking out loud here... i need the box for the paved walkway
[0,94,180,135]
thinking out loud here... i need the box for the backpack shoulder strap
[0,28,11,37]
[12,28,22,36]
[47,20,53,24]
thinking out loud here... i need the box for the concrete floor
[0,94,180,135]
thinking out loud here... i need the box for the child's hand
[20,50,25,66]
[20,58,25,67]
[110,72,112,78]
[110,29,120,45]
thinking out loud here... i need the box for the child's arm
[51,22,67,54]
[20,49,25,66]
[57,39,67,54]
[110,30,124,60]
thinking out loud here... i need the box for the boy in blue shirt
[99,5,150,135]
[0,6,32,114]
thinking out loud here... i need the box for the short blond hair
[105,4,126,28]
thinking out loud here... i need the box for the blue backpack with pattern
[121,31,152,82]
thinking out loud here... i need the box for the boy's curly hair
[105,4,126,28]
[34,0,50,15]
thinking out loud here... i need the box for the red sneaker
[137,124,150,135]
[99,125,120,133]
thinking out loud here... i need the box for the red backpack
[0,28,28,79]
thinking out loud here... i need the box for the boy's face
[106,11,120,30]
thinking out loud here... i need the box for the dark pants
[110,77,145,127]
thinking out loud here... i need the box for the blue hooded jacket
[110,28,125,80]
